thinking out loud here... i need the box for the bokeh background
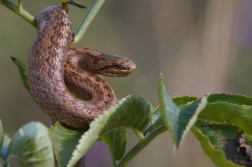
[0,0,252,166]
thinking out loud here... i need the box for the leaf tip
[158,73,165,91]
[159,73,164,81]
[172,146,177,154]
[10,56,16,62]
[68,0,86,9]
[199,96,208,111]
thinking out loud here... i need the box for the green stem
[117,126,168,167]
[1,0,36,28]
[17,0,22,10]
[0,158,4,167]
[134,130,145,143]
[73,0,105,44]
[110,151,117,167]
[101,137,117,167]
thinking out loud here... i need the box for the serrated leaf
[172,96,198,108]
[6,122,53,167]
[66,95,152,167]
[144,96,199,136]
[101,128,127,161]
[193,93,252,166]
[48,122,85,167]
[0,134,11,160]
[198,102,252,136]
[199,94,252,135]
[207,93,252,105]
[0,120,3,150]
[158,73,207,150]
[11,57,32,96]
[144,106,164,136]
[101,96,153,133]
[192,124,252,167]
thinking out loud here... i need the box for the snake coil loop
[27,6,136,129]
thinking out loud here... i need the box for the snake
[27,6,136,129]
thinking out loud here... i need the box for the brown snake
[27,6,136,129]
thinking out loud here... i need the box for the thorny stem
[0,0,36,28]
[117,126,168,167]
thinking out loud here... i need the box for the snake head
[97,54,136,77]
[73,48,136,77]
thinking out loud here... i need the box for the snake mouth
[100,68,136,77]
[98,61,136,77]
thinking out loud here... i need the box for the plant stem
[73,0,105,45]
[134,130,145,143]
[17,0,22,10]
[117,126,168,167]
[0,0,36,28]
[110,151,117,167]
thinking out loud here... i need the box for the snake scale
[27,6,136,129]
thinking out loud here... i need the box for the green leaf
[158,73,207,150]
[6,122,53,167]
[192,124,252,167]
[0,134,11,160]
[207,93,252,105]
[144,96,199,136]
[11,57,32,96]
[192,93,252,166]
[66,95,152,167]
[144,106,164,136]
[101,128,127,161]
[0,120,3,150]
[59,0,68,3]
[101,96,153,134]
[48,122,85,167]
[0,119,11,161]
[172,96,198,107]
[198,100,252,136]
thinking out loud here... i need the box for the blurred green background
[1,0,252,166]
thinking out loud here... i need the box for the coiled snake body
[27,6,136,129]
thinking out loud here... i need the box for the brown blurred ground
[1,0,252,166]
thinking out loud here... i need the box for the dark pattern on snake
[27,6,136,129]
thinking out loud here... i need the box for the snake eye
[113,63,119,68]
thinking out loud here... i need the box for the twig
[0,0,36,28]
[117,126,167,167]
[73,0,105,44]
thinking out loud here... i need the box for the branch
[0,0,36,28]
[117,126,168,167]
[73,0,105,44]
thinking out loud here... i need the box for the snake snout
[99,57,136,77]
[129,62,136,72]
